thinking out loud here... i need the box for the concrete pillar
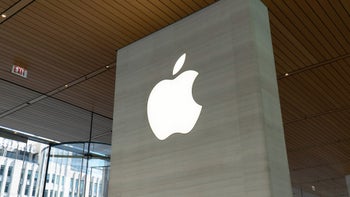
[346,175,350,197]
[109,0,292,196]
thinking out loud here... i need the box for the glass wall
[0,137,48,197]
[37,142,110,197]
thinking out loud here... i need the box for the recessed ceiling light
[1,14,6,18]
[284,73,289,76]
[64,84,69,88]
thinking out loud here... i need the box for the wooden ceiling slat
[274,0,336,59]
[282,74,334,114]
[296,71,340,110]
[272,46,299,71]
[319,1,350,53]
[25,2,118,62]
[335,59,350,90]
[0,24,101,82]
[279,97,305,122]
[328,62,350,100]
[273,55,290,75]
[309,69,347,108]
[52,1,129,46]
[270,25,313,67]
[148,0,181,21]
[0,0,17,11]
[171,1,196,15]
[293,0,346,56]
[317,115,349,141]
[285,110,350,152]
[78,1,141,43]
[54,70,115,118]
[160,0,192,16]
[102,1,152,36]
[31,4,119,55]
[181,0,200,11]
[315,65,350,106]
[130,1,171,28]
[113,1,158,33]
[271,34,306,70]
[269,2,325,61]
[340,0,350,14]
[3,15,112,71]
[191,0,209,7]
[332,0,350,31]
[269,14,320,63]
[302,119,338,145]
[123,1,165,30]
[278,79,320,116]
[0,36,79,91]
[204,0,217,4]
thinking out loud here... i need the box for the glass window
[89,181,93,196]
[0,165,4,191]
[18,169,25,194]
[70,178,74,191]
[46,174,50,183]
[0,135,49,197]
[0,165,5,175]
[25,185,30,195]
[32,185,36,196]
[99,183,103,196]
[79,180,84,197]
[75,179,79,191]
[94,182,97,195]
[27,170,33,182]
[4,182,10,193]
[6,151,17,159]
[51,173,55,183]
[7,166,13,177]
[34,171,39,183]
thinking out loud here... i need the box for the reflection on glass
[38,142,110,197]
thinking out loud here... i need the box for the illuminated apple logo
[147,53,202,140]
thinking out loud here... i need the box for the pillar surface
[109,0,292,196]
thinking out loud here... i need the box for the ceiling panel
[262,0,350,195]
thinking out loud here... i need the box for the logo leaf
[173,53,186,75]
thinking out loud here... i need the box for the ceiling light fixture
[1,14,6,18]
[284,73,289,76]
[311,185,316,191]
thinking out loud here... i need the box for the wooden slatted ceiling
[261,0,350,195]
[54,69,116,118]
[0,0,17,11]
[0,0,216,118]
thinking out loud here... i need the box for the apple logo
[147,53,202,140]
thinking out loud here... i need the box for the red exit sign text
[11,65,28,78]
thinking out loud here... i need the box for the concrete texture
[109,0,292,196]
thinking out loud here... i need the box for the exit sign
[11,65,28,78]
